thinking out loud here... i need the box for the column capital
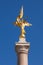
[15,43,30,54]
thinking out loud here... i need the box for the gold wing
[19,6,23,18]
[16,6,23,22]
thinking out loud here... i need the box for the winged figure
[14,6,32,38]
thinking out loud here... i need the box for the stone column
[15,38,30,65]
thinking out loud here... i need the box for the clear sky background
[0,0,43,65]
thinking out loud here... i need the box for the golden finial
[14,6,32,38]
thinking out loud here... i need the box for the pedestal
[15,38,30,65]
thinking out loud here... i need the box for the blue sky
[0,0,43,65]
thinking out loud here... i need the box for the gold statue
[14,6,32,38]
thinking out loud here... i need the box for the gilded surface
[14,6,32,38]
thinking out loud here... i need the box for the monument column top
[14,6,32,65]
